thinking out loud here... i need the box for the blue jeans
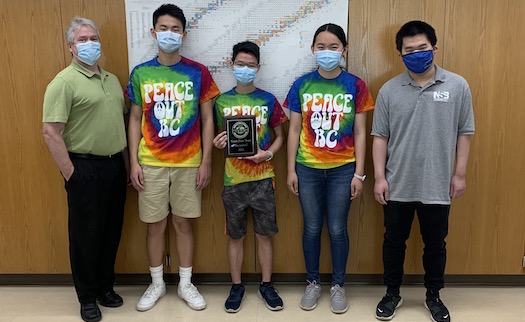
[296,162,355,286]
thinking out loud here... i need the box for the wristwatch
[353,173,366,182]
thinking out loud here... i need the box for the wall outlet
[523,256,525,268]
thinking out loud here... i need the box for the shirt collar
[70,60,107,78]
[401,64,446,86]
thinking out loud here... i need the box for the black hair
[311,23,347,47]
[395,20,437,52]
[153,4,186,31]
[232,41,260,64]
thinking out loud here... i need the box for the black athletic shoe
[258,283,283,311]
[224,284,245,313]
[375,293,403,320]
[425,297,451,322]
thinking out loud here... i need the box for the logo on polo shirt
[433,91,449,102]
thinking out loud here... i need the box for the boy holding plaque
[212,41,288,313]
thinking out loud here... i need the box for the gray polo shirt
[371,66,474,205]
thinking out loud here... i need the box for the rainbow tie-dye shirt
[214,88,288,186]
[284,70,374,169]
[127,57,219,167]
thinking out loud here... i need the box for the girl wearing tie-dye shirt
[285,23,374,314]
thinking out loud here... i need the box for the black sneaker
[375,293,403,320]
[224,284,245,313]
[257,283,283,311]
[424,297,450,322]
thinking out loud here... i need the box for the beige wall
[1,0,524,276]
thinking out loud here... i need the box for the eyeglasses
[233,62,258,69]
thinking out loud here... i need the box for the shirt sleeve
[283,79,302,113]
[458,81,475,135]
[126,67,142,107]
[269,97,288,128]
[371,88,390,138]
[109,74,128,115]
[42,77,73,123]
[355,78,375,113]
[199,67,220,104]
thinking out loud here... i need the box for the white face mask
[156,31,182,53]
[75,41,101,66]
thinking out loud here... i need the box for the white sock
[179,266,192,287]
[149,264,164,286]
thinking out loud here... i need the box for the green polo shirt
[43,61,127,155]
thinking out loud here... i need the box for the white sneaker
[136,283,166,311]
[177,283,206,310]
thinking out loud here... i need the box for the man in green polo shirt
[42,17,128,322]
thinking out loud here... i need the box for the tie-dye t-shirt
[214,88,288,186]
[284,70,374,169]
[127,57,219,167]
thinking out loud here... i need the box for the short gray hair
[65,16,100,44]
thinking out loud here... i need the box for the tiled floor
[0,284,523,321]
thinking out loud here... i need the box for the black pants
[65,154,127,304]
[382,201,450,291]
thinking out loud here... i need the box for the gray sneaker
[300,280,321,310]
[330,285,348,314]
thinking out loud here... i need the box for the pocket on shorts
[221,185,236,197]
[260,178,275,194]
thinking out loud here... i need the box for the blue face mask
[402,50,434,74]
[75,41,101,66]
[233,66,257,85]
[315,50,342,71]
[156,31,182,53]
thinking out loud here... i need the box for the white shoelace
[144,284,161,299]
[181,283,200,299]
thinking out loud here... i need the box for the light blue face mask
[402,50,434,74]
[315,50,342,71]
[75,41,101,66]
[156,31,182,53]
[233,66,257,85]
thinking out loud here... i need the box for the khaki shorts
[138,165,201,223]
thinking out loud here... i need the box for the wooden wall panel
[443,0,525,274]
[269,145,306,273]
[0,0,524,277]
[0,0,70,273]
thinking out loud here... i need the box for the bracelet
[353,173,366,181]
[265,150,273,161]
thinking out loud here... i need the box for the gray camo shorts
[221,178,278,240]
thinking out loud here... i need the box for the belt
[69,152,121,160]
